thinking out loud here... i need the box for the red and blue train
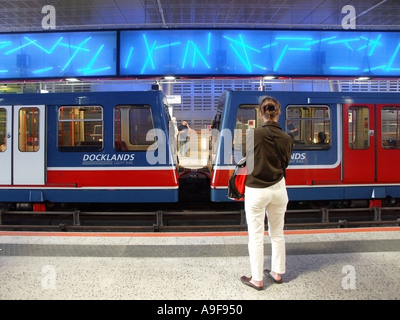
[209,90,400,208]
[0,91,179,209]
[0,89,400,211]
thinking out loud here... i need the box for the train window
[114,105,156,151]
[286,106,331,150]
[18,107,40,152]
[381,106,400,149]
[348,107,370,150]
[58,106,103,152]
[233,105,264,154]
[0,108,6,152]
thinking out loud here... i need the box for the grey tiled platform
[0,228,399,300]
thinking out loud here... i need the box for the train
[0,91,179,210]
[1,89,400,212]
[209,90,400,209]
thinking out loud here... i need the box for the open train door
[343,104,375,183]
[13,105,46,185]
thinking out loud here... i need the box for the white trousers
[244,178,288,282]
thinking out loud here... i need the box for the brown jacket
[245,121,293,188]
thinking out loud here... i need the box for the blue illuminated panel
[2,29,400,79]
[120,29,400,77]
[0,31,116,79]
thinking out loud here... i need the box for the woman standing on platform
[240,96,293,291]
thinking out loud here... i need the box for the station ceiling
[0,0,399,32]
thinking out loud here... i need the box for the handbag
[227,158,247,200]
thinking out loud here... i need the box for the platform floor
[0,227,399,301]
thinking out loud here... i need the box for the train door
[376,104,400,182]
[343,104,375,183]
[0,106,12,184]
[12,105,46,185]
